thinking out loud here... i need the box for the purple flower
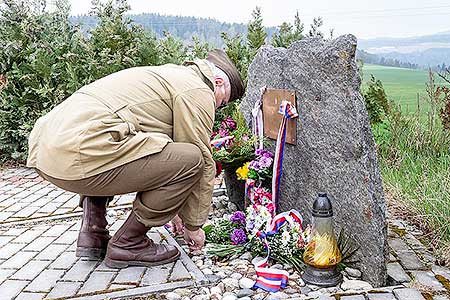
[259,156,273,168]
[249,160,261,171]
[222,117,237,131]
[230,211,246,225]
[230,228,247,245]
[218,128,229,138]
[255,149,274,158]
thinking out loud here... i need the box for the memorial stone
[239,35,387,287]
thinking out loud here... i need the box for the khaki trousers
[38,143,204,228]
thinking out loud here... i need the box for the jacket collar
[184,59,215,92]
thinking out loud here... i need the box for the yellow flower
[236,162,250,180]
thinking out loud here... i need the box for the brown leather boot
[76,196,112,259]
[104,211,180,268]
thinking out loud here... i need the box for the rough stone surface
[240,35,387,287]
[387,262,410,283]
[393,288,426,300]
[367,292,396,300]
[341,279,373,291]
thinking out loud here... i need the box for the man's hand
[170,215,184,236]
[184,228,205,251]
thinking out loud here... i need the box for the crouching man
[26,50,244,268]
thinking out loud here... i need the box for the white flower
[281,230,291,245]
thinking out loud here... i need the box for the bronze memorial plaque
[262,88,297,145]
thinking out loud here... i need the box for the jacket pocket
[101,119,137,142]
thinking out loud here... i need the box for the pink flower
[222,117,237,131]
[266,202,275,216]
[218,128,229,138]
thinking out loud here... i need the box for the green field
[362,64,432,114]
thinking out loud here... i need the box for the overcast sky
[68,0,450,39]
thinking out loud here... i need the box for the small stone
[271,264,283,269]
[239,277,255,289]
[166,292,181,300]
[252,293,266,300]
[200,287,210,295]
[252,256,264,264]
[210,294,221,300]
[210,286,222,295]
[227,202,237,211]
[223,278,240,291]
[230,259,247,266]
[173,288,191,296]
[231,272,243,280]
[195,260,204,267]
[206,274,221,283]
[192,296,208,300]
[191,250,203,256]
[297,277,305,286]
[236,288,254,298]
[217,282,225,292]
[239,252,252,261]
[283,287,297,294]
[268,291,289,299]
[307,291,323,298]
[216,271,227,278]
[235,265,248,272]
[202,268,213,275]
[239,297,251,300]
[222,292,238,300]
[107,210,117,217]
[341,279,373,291]
[300,286,312,294]
[345,267,362,278]
[325,286,339,293]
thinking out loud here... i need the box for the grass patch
[373,112,450,264]
[362,64,447,115]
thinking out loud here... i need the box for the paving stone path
[0,167,449,300]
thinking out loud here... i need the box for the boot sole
[76,247,106,259]
[104,251,181,269]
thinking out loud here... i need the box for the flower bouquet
[205,148,311,272]
[211,103,256,168]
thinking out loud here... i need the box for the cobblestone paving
[0,211,207,300]
[0,168,135,224]
[0,168,210,300]
[0,167,449,300]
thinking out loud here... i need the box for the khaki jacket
[27,60,216,228]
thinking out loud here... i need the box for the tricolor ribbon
[253,210,304,292]
[271,100,298,213]
[249,96,299,292]
[210,136,234,149]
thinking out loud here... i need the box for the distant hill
[70,13,278,47]
[358,31,450,68]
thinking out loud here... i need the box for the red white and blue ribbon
[210,136,234,149]
[271,100,298,213]
[253,210,304,292]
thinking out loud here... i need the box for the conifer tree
[271,11,304,48]
[247,7,266,60]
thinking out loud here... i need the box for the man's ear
[214,76,225,87]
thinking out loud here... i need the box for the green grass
[364,64,450,262]
[362,64,432,114]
